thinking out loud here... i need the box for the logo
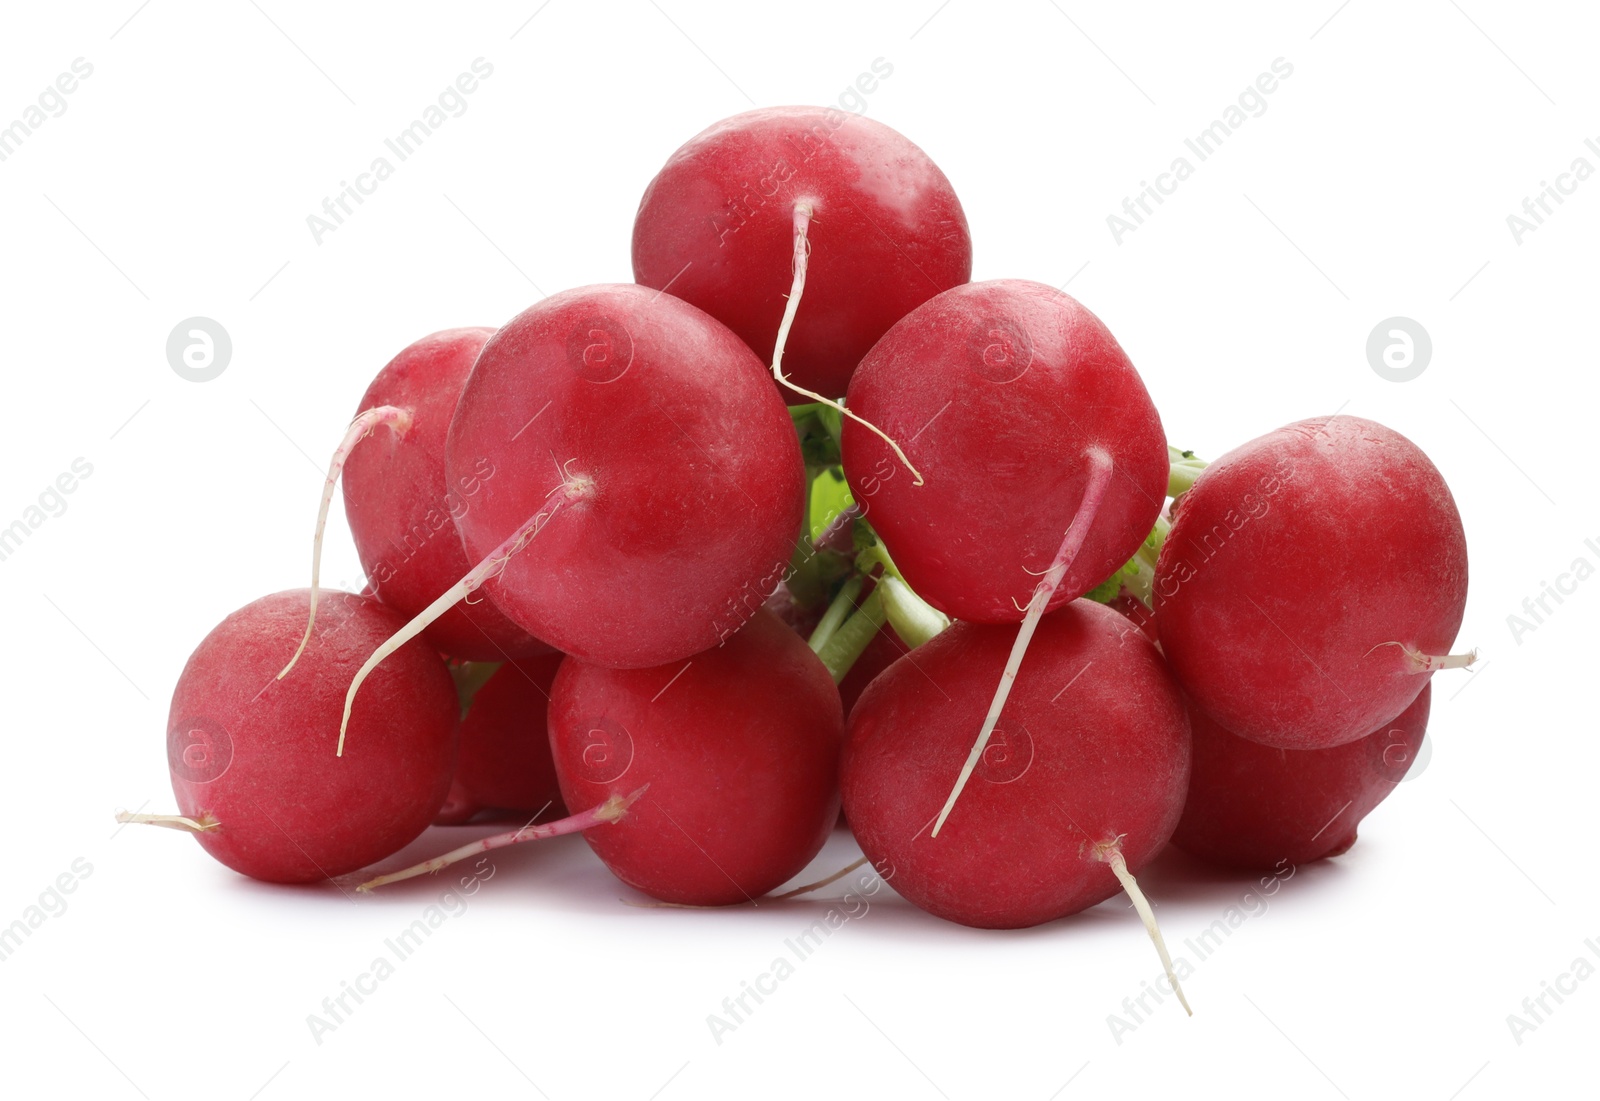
[168,717,233,783]
[1365,316,1431,383]
[969,317,1033,384]
[566,317,634,383]
[166,317,232,382]
[576,717,633,782]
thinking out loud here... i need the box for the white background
[0,2,1593,1098]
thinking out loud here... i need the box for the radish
[336,284,806,747]
[1172,685,1431,870]
[632,106,972,405]
[843,279,1169,832]
[119,590,457,883]
[1154,415,1470,750]
[435,659,502,824]
[547,607,843,906]
[438,656,567,824]
[842,600,1192,1007]
[278,329,548,678]
[342,328,549,661]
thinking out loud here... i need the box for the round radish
[152,590,457,883]
[843,600,1192,1004]
[440,284,806,669]
[1153,415,1469,750]
[547,608,843,906]
[447,656,567,822]
[843,600,1189,926]
[1172,685,1431,870]
[343,328,550,661]
[844,280,1167,623]
[632,106,972,402]
[843,278,1168,832]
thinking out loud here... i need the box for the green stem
[1121,515,1172,606]
[878,574,949,649]
[1167,445,1208,498]
[449,661,502,717]
[807,576,863,655]
[817,589,888,683]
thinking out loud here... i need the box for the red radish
[336,285,806,747]
[435,660,499,824]
[548,608,843,906]
[842,600,1191,1004]
[632,106,972,404]
[122,590,457,883]
[835,620,912,830]
[1153,415,1470,750]
[1172,685,1431,870]
[446,284,803,667]
[279,329,549,678]
[843,279,1169,832]
[442,656,567,823]
[342,328,549,661]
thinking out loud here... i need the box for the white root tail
[770,856,870,901]
[1368,642,1480,673]
[769,201,925,486]
[337,471,589,755]
[115,811,219,833]
[279,405,414,680]
[624,855,873,909]
[1101,841,1191,1016]
[931,448,1116,837]
[357,785,648,892]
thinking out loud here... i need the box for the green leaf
[808,468,855,541]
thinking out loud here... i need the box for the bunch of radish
[119,105,1471,1012]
